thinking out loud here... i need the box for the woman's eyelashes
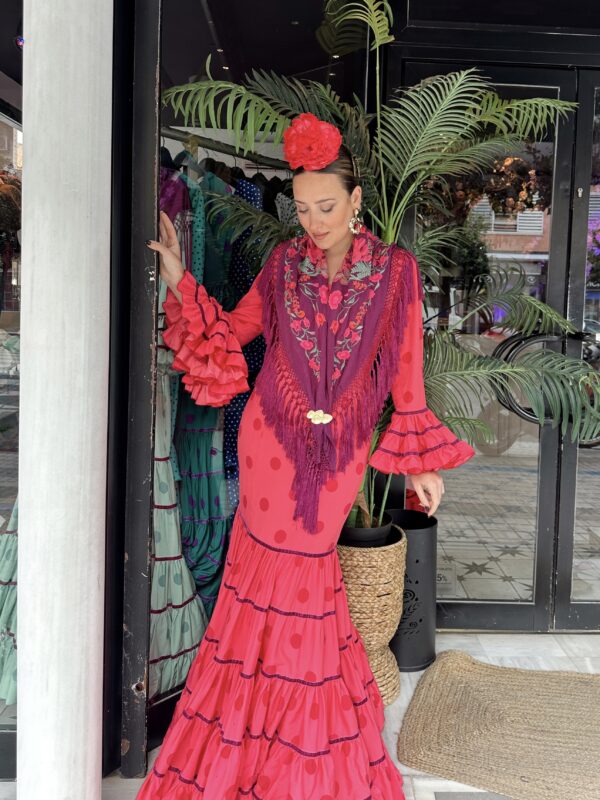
[296,205,335,215]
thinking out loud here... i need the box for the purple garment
[160,167,192,268]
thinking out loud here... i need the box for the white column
[18,1,113,798]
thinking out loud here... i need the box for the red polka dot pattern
[325,478,338,492]
[245,455,253,469]
[355,462,365,474]
[403,390,414,403]
[259,497,270,511]
[274,529,287,543]
[297,587,309,603]
[270,456,281,470]
[253,417,262,430]
[304,670,317,682]
[402,351,413,363]
[343,502,352,515]
[317,520,325,533]
[305,760,317,774]
[290,633,302,649]
[310,702,319,720]
[324,586,334,601]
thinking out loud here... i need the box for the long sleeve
[162,270,263,407]
[368,257,475,474]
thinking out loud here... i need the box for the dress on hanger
[137,228,474,799]
[0,497,17,705]
[149,173,208,697]
[223,178,266,511]
[175,171,236,616]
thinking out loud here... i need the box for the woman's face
[292,171,362,254]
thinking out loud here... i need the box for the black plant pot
[373,471,406,511]
[338,512,398,548]
[387,509,438,672]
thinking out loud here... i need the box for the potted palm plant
[162,0,600,532]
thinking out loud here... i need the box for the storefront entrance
[115,1,600,780]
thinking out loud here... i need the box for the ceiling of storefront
[161,0,342,88]
[0,0,348,117]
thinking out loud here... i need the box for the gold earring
[349,208,362,235]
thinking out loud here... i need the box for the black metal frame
[119,0,162,780]
[555,69,600,630]
[102,0,136,778]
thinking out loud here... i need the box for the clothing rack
[160,125,289,171]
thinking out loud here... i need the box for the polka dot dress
[136,389,406,799]
[223,179,266,510]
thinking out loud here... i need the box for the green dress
[0,497,17,705]
[175,172,236,618]
[149,268,209,698]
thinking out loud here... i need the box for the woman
[139,113,474,800]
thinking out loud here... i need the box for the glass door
[397,61,578,630]
[556,70,600,629]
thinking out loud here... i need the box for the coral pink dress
[137,229,473,800]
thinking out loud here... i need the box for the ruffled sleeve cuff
[162,271,249,407]
[368,407,475,474]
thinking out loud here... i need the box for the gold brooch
[307,409,333,425]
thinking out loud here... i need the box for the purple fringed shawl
[255,228,421,533]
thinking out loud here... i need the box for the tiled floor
[438,449,600,602]
[0,631,584,800]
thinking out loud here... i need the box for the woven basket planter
[337,525,407,705]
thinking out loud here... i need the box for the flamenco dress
[136,228,474,800]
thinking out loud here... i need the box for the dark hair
[293,144,359,195]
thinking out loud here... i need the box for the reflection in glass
[0,118,21,726]
[431,95,557,603]
[572,87,600,602]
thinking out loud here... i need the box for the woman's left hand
[406,471,445,516]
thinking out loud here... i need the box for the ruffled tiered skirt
[137,510,404,800]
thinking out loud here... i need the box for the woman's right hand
[146,211,185,294]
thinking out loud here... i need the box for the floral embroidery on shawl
[282,231,391,383]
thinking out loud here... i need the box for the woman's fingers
[412,481,431,514]
[160,211,177,243]
[412,473,444,516]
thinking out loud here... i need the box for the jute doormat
[397,649,600,800]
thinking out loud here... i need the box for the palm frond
[403,224,471,287]
[439,415,495,444]
[424,332,600,440]
[326,0,394,50]
[317,0,369,56]
[162,62,289,154]
[454,267,576,336]
[206,193,299,269]
[243,70,339,122]
[473,92,577,140]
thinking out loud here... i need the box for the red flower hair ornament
[283,113,343,171]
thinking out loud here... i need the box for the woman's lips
[313,232,329,240]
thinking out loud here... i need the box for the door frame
[388,56,579,630]
[555,68,600,630]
